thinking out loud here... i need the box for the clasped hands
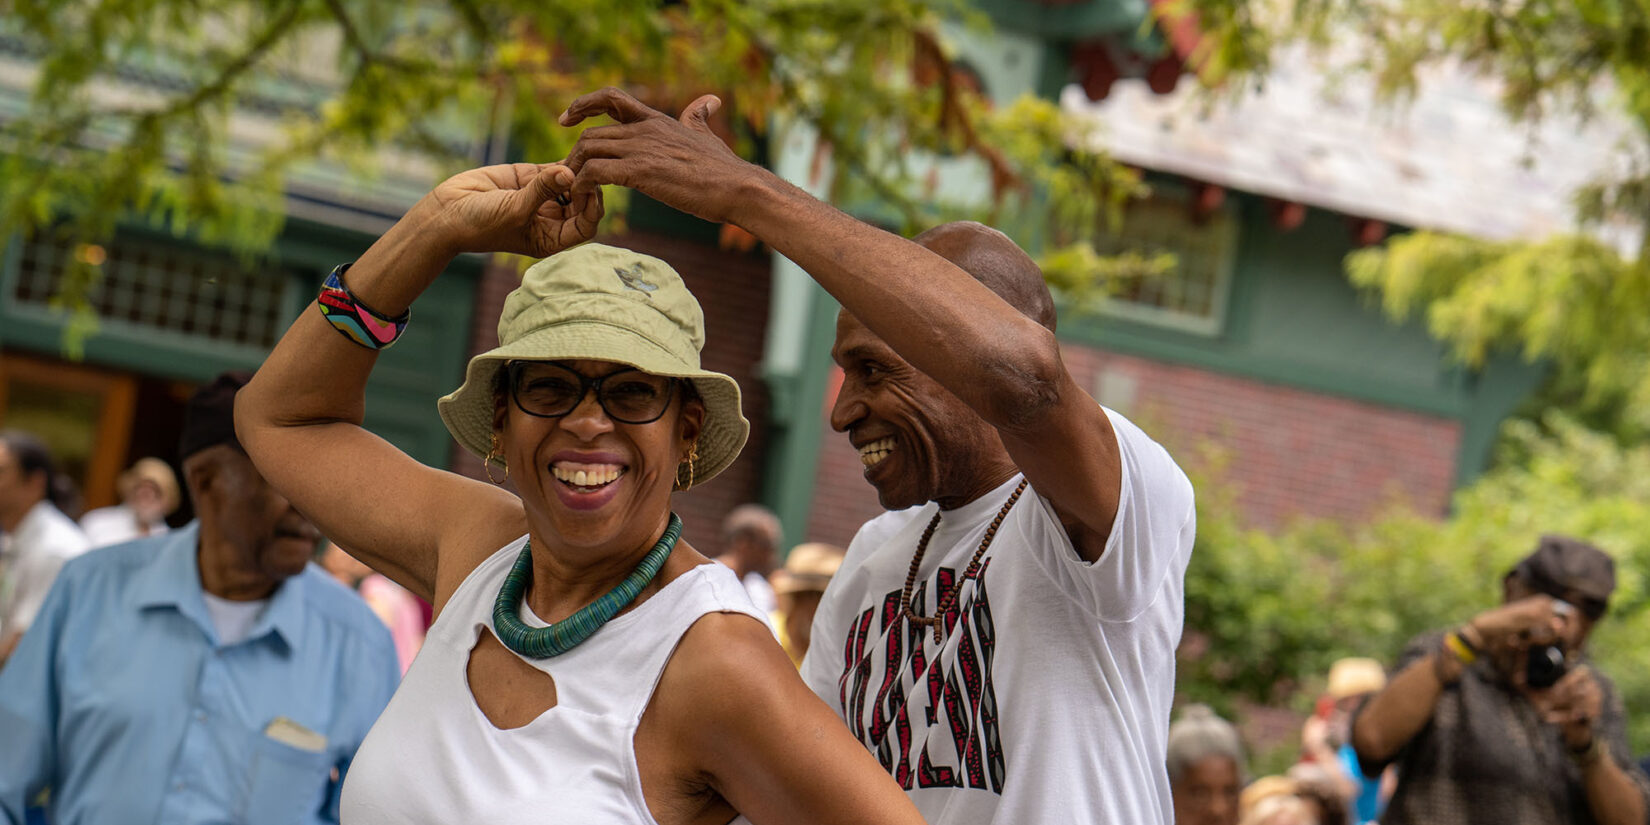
[412,87,754,260]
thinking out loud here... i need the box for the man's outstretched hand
[421,162,603,258]
[560,88,760,227]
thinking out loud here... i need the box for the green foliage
[1181,414,1650,750]
[1172,0,1650,443]
[0,0,1142,328]
[1347,232,1650,438]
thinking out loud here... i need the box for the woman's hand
[421,162,603,257]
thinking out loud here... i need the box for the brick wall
[802,340,1462,548]
[1062,346,1460,528]
[451,231,773,554]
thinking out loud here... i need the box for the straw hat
[1239,775,1300,817]
[438,244,749,487]
[119,457,180,515]
[1326,657,1386,699]
[771,542,846,595]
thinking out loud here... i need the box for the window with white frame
[1090,195,1237,336]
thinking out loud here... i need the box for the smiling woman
[232,160,927,825]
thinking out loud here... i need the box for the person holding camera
[1351,534,1649,825]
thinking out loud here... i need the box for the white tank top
[341,535,767,823]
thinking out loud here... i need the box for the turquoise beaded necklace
[492,512,683,658]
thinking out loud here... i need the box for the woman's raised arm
[235,163,601,608]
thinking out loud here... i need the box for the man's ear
[181,452,220,505]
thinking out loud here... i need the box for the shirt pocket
[244,732,333,824]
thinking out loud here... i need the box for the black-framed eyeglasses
[508,361,678,424]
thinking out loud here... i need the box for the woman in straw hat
[236,162,924,824]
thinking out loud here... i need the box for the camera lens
[1526,644,1567,688]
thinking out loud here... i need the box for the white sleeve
[1025,407,1195,623]
[797,509,907,715]
[3,550,73,639]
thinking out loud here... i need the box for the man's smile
[857,437,895,468]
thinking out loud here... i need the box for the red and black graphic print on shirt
[834,558,1005,794]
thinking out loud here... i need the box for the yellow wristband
[1444,631,1478,664]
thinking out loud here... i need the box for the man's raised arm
[563,89,1123,561]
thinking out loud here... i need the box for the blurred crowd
[0,424,848,678]
[8,403,1646,825]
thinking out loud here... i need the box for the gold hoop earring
[484,432,509,485]
[677,442,699,492]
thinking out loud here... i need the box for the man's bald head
[913,221,1056,332]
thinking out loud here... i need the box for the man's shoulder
[1405,627,1449,644]
[77,506,125,529]
[28,502,93,557]
[1392,628,1449,664]
[843,506,928,564]
[57,537,163,583]
[1102,406,1194,509]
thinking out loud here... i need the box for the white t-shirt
[0,501,91,642]
[80,504,170,548]
[201,592,269,646]
[800,408,1195,825]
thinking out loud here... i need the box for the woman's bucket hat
[438,243,749,487]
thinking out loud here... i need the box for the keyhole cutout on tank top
[466,628,559,730]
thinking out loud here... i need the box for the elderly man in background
[713,502,783,614]
[0,372,399,825]
[0,431,90,666]
[1167,705,1246,825]
[1352,534,1650,825]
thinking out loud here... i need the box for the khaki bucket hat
[438,243,749,487]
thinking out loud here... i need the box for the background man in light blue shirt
[0,372,400,825]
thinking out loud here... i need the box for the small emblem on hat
[614,264,658,295]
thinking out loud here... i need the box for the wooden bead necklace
[900,478,1029,644]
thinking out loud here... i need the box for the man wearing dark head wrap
[0,372,400,824]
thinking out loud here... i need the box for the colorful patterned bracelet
[316,264,409,350]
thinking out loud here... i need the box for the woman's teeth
[858,438,895,467]
[551,463,624,488]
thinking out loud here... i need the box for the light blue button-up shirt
[0,522,400,825]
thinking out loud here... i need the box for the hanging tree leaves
[0,0,1145,340]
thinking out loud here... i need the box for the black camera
[1526,643,1567,689]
